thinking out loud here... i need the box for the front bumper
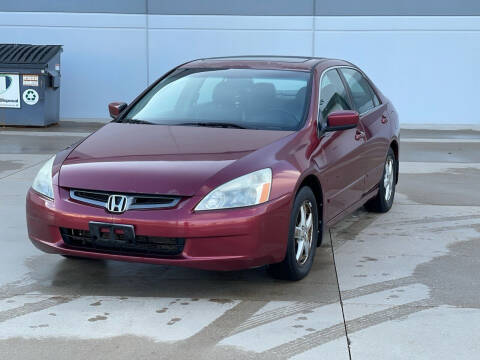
[26,187,292,271]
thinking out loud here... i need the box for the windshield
[122,68,311,130]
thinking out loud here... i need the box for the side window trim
[317,65,383,117]
[359,73,383,115]
[362,73,382,107]
[358,71,381,108]
[317,69,332,128]
[336,68,355,111]
[317,68,351,130]
[340,68,375,115]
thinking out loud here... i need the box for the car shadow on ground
[23,241,340,303]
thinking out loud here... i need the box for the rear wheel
[365,148,396,213]
[268,187,318,281]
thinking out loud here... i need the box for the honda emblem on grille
[106,195,128,213]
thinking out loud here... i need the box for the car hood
[59,123,293,196]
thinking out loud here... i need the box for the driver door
[312,69,366,222]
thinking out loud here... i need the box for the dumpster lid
[0,44,62,69]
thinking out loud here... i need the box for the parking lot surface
[0,122,479,359]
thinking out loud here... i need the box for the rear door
[339,68,389,195]
[313,69,366,221]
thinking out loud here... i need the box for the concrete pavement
[0,123,479,359]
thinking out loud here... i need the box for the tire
[364,148,396,213]
[268,186,319,281]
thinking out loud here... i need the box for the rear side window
[340,68,379,114]
[319,69,351,122]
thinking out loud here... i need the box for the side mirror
[108,102,127,119]
[325,110,359,132]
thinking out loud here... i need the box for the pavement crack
[329,228,353,360]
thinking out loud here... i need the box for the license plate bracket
[88,221,135,245]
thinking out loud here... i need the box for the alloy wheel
[384,157,394,201]
[294,200,314,265]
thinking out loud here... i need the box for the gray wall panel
[0,0,146,14]
[315,0,480,16]
[147,0,313,15]
[2,0,480,16]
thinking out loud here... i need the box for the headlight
[32,156,55,199]
[195,168,272,211]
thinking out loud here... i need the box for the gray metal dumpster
[0,44,62,126]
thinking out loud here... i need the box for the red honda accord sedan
[26,56,399,280]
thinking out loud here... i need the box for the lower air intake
[60,227,185,257]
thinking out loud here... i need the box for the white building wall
[0,12,148,119]
[1,12,479,123]
[313,17,480,125]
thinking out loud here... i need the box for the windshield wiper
[177,122,247,129]
[121,119,155,125]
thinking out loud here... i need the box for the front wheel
[268,186,319,281]
[365,148,396,213]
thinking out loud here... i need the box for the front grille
[69,189,181,211]
[60,227,185,257]
[132,196,176,206]
[73,190,109,203]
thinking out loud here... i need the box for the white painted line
[401,138,480,143]
[0,131,91,137]
[401,124,480,131]
[0,296,239,342]
[221,302,344,353]
[62,118,110,124]
[290,338,350,360]
[399,162,480,174]
[344,306,480,360]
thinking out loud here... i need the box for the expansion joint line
[329,228,353,360]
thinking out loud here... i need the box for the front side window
[123,69,311,131]
[340,68,378,114]
[319,69,351,123]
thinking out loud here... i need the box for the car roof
[180,56,351,71]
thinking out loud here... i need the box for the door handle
[355,130,365,141]
[381,115,388,124]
